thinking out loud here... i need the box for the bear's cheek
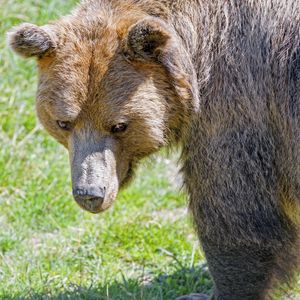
[119,126,165,158]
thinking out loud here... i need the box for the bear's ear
[7,23,56,58]
[125,18,171,61]
[125,18,199,112]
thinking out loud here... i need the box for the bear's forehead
[54,22,120,69]
[36,13,152,120]
[37,24,121,109]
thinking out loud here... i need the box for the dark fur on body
[142,0,300,297]
[126,0,300,297]
[179,1,300,299]
[8,0,300,299]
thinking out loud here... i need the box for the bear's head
[8,5,198,213]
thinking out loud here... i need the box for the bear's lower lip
[75,197,106,214]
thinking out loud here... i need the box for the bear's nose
[72,186,106,212]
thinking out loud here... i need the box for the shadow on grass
[5,264,213,300]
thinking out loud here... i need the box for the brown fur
[8,0,300,299]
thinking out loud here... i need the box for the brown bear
[8,0,300,299]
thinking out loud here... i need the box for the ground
[0,0,299,299]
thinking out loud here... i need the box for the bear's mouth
[74,191,118,214]
[76,197,106,214]
[120,162,135,189]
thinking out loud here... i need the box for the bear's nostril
[73,188,87,196]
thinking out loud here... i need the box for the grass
[0,1,211,299]
[0,1,299,300]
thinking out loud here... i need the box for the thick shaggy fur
[8,0,300,299]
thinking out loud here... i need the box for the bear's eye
[111,123,128,134]
[57,120,72,131]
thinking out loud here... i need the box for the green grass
[0,1,299,299]
[0,1,211,299]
